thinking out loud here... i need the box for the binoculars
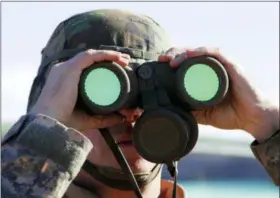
[77,55,229,164]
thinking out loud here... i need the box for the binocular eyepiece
[77,56,229,164]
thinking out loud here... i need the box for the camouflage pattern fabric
[1,115,93,198]
[251,130,280,186]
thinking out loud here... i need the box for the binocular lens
[79,62,131,115]
[84,68,121,106]
[176,56,228,108]
[183,63,219,102]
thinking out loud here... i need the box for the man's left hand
[158,47,279,142]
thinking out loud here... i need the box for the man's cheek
[84,129,103,146]
[84,128,99,138]
[85,129,111,151]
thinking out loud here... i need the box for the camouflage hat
[27,9,171,111]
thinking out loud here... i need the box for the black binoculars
[77,56,229,164]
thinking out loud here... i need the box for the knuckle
[98,49,106,53]
[64,49,96,71]
[194,46,220,56]
[210,48,223,59]
[214,48,222,55]
[196,46,208,52]
[97,50,106,59]
[97,50,106,55]
[166,47,187,57]
[83,49,96,58]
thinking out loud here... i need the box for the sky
[1,2,279,141]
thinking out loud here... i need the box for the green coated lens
[84,68,121,106]
[184,64,219,101]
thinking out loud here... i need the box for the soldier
[1,9,279,198]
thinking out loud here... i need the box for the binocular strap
[82,128,162,197]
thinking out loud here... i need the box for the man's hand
[30,49,131,131]
[158,47,279,142]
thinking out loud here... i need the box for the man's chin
[113,148,156,173]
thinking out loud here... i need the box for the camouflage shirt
[1,115,93,198]
[1,114,279,198]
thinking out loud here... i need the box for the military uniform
[1,9,279,198]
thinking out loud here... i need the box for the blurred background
[1,2,279,198]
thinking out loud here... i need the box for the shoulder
[161,179,187,198]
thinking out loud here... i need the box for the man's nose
[118,108,143,123]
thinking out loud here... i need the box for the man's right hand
[30,49,131,131]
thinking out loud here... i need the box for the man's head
[27,9,171,189]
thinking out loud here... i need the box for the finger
[164,47,188,57]
[186,47,219,58]
[88,50,130,67]
[158,47,189,63]
[169,47,218,68]
[94,114,125,129]
[185,47,241,77]
[158,54,174,62]
[121,53,131,60]
[66,49,130,71]
[169,52,188,68]
[161,47,191,67]
[70,49,120,70]
[191,110,209,125]
[169,47,240,77]
[114,53,131,67]
[87,50,130,68]
[115,56,131,67]
[185,47,225,65]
